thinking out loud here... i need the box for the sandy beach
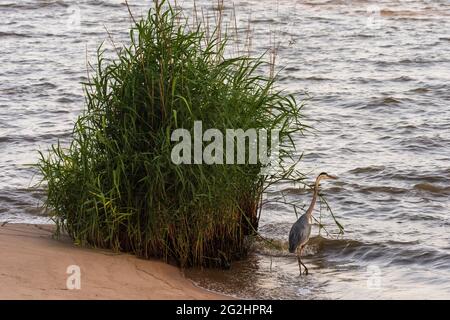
[0,223,226,300]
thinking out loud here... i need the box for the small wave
[280,187,309,195]
[252,236,366,258]
[410,87,430,93]
[55,97,75,103]
[86,0,126,8]
[250,18,276,24]
[391,76,414,82]
[398,124,419,131]
[353,34,376,39]
[0,31,32,38]
[252,238,290,257]
[400,58,449,64]
[348,166,386,174]
[362,96,402,109]
[302,152,325,159]
[352,77,382,84]
[360,186,408,194]
[380,9,421,17]
[380,97,402,104]
[388,249,450,268]
[387,169,450,183]
[374,58,446,67]
[413,183,450,195]
[395,211,441,222]
[32,82,58,90]
[399,135,445,150]
[0,132,70,144]
[307,236,364,252]
[349,179,450,195]
[303,76,333,81]
[284,66,300,72]
[0,0,69,9]
[311,237,450,268]
[0,136,12,143]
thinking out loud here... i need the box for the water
[1,0,449,299]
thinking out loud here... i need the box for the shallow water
[1,0,450,299]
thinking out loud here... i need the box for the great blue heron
[289,172,337,275]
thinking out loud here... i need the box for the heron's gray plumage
[288,214,311,253]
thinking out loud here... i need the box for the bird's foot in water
[297,267,309,276]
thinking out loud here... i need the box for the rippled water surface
[1,0,449,299]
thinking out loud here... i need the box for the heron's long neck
[306,179,321,217]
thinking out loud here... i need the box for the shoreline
[0,223,229,300]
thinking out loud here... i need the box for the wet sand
[0,223,227,300]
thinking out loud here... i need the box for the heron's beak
[327,175,338,180]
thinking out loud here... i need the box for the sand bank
[0,223,226,299]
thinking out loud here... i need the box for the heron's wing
[288,223,300,253]
[288,215,310,253]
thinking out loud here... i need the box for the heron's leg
[296,247,302,276]
[300,247,308,275]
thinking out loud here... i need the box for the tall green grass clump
[38,1,305,268]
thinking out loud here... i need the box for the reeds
[37,0,305,268]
